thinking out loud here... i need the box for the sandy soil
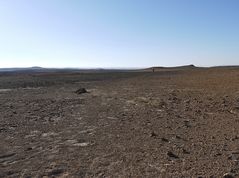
[0,68,239,178]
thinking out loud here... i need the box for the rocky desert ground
[1,67,239,178]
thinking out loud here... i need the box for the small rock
[182,149,190,154]
[75,88,87,94]
[65,139,90,147]
[47,169,64,176]
[167,151,179,159]
[41,132,58,138]
[228,152,239,161]
[150,131,157,137]
[214,152,222,157]
[229,110,236,114]
[175,135,182,139]
[65,139,78,144]
[161,137,169,142]
[231,135,239,141]
[184,120,191,128]
[223,173,234,178]
[74,142,90,147]
[25,147,33,151]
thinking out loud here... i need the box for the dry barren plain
[1,67,239,178]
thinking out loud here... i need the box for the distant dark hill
[0,67,137,74]
[1,65,238,75]
[210,65,239,69]
[0,67,55,73]
[30,66,43,69]
[146,64,198,72]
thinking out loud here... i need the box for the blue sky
[0,0,239,68]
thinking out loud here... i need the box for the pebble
[167,151,179,159]
[161,137,169,142]
[75,88,87,94]
[47,169,64,176]
[150,131,157,137]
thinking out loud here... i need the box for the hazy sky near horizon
[0,0,239,68]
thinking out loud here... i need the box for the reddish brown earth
[0,67,239,178]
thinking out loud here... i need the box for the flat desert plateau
[1,67,239,177]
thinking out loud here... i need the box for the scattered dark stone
[0,127,7,133]
[75,88,87,95]
[161,137,169,142]
[184,120,191,128]
[214,153,222,157]
[48,169,64,176]
[234,135,239,140]
[182,149,190,154]
[223,173,234,178]
[25,147,33,151]
[228,152,239,161]
[176,115,182,118]
[25,176,32,178]
[172,97,177,101]
[235,106,239,110]
[175,135,187,141]
[150,131,157,137]
[0,170,16,178]
[195,109,202,114]
[6,170,15,176]
[229,169,237,174]
[167,151,179,159]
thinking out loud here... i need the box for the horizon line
[1,64,239,70]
